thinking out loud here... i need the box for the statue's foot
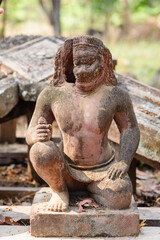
[47,191,69,212]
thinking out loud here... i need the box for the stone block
[0,77,18,118]
[30,188,139,237]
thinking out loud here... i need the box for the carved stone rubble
[26,35,140,237]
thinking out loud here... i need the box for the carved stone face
[73,45,104,92]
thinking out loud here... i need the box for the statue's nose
[76,65,88,75]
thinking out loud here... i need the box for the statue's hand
[36,117,52,142]
[106,161,128,180]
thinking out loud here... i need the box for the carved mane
[50,36,117,86]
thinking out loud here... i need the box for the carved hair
[50,36,117,86]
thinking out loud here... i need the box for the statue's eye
[80,59,90,64]
[88,58,96,64]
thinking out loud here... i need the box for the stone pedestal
[30,188,139,237]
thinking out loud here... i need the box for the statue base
[30,188,139,237]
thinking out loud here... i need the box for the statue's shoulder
[41,83,72,102]
[37,85,60,106]
[40,85,61,97]
[111,85,131,104]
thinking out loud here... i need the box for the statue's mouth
[75,73,91,82]
[76,76,99,88]
[75,68,101,84]
[75,68,103,91]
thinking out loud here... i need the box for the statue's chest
[52,94,114,134]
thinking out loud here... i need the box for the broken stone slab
[0,70,7,80]
[15,77,47,101]
[0,35,42,55]
[0,37,62,102]
[109,72,160,169]
[0,77,18,118]
[0,37,61,83]
[30,188,139,237]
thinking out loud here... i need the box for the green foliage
[7,0,41,23]
[61,0,123,35]
[4,0,160,33]
[90,0,118,13]
[61,0,91,34]
[61,0,160,34]
[129,0,160,23]
[89,0,160,27]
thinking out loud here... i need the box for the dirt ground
[135,166,160,207]
[0,163,40,188]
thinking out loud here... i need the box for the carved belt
[68,149,115,170]
[66,149,116,183]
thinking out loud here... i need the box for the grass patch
[107,40,160,85]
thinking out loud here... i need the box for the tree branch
[39,0,50,17]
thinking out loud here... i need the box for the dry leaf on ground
[0,216,21,225]
[139,219,147,229]
[78,199,92,213]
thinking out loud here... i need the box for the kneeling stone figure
[26,36,140,212]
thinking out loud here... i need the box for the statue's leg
[87,175,132,209]
[30,141,82,211]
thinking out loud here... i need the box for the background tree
[89,0,118,40]
[39,0,61,36]
[120,0,130,37]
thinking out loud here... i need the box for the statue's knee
[102,176,132,209]
[30,141,60,167]
[95,175,132,193]
[106,189,132,209]
[108,175,132,193]
[90,175,132,209]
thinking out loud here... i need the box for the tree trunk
[104,10,111,41]
[120,0,130,37]
[39,0,61,36]
[52,0,61,36]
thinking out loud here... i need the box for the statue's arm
[26,87,55,146]
[107,88,140,180]
[114,89,140,167]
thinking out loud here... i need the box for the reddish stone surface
[30,188,139,237]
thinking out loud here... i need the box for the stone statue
[26,36,140,212]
